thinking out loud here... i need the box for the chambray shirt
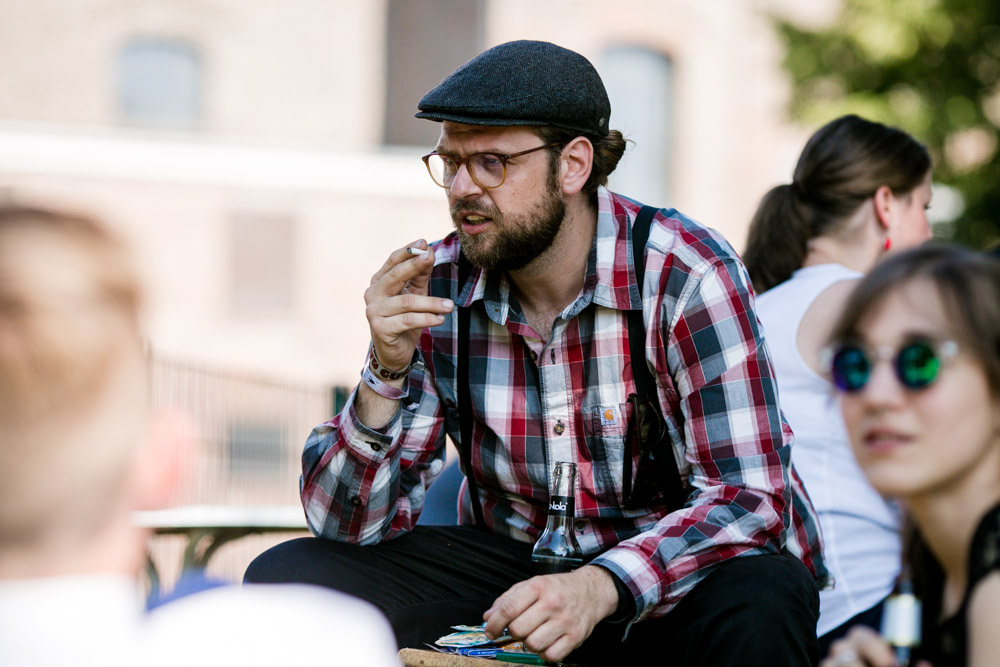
[301,186,827,623]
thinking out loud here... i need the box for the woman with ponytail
[743,115,933,653]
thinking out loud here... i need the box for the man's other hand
[483,565,620,663]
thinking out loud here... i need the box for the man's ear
[131,409,194,512]
[559,136,594,196]
[873,185,894,231]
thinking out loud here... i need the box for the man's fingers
[520,615,566,655]
[820,627,896,667]
[371,311,446,339]
[369,253,434,298]
[535,632,579,664]
[368,241,433,293]
[504,599,552,645]
[483,582,539,639]
[370,242,416,284]
[515,604,585,663]
[368,293,453,319]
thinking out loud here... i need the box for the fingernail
[442,299,454,309]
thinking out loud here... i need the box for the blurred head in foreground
[0,204,180,579]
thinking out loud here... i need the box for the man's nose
[448,163,484,199]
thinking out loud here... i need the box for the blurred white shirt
[0,574,401,667]
[756,263,901,636]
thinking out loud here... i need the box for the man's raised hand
[364,240,454,372]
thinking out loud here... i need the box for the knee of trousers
[243,536,363,585]
[707,554,820,625]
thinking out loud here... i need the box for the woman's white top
[756,263,901,636]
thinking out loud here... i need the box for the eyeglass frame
[820,337,960,394]
[421,142,563,190]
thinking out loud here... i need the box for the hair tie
[790,180,814,206]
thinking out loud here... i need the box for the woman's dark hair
[828,243,1000,396]
[532,126,628,198]
[743,114,931,293]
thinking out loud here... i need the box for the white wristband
[361,364,408,400]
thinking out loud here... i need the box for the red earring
[883,237,892,252]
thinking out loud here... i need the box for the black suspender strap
[456,252,487,529]
[626,206,687,511]
[627,206,658,398]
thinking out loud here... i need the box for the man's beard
[450,168,566,272]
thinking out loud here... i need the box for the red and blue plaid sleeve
[300,352,450,544]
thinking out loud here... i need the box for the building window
[227,421,283,477]
[117,36,202,129]
[383,0,484,147]
[229,212,296,318]
[600,46,675,205]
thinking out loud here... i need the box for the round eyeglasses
[421,143,561,190]
[822,338,959,393]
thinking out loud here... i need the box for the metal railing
[146,354,348,588]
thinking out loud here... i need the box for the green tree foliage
[776,0,1000,247]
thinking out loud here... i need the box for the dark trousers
[245,526,819,666]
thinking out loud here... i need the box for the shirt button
[350,496,362,506]
[369,442,382,452]
[553,420,565,435]
[530,350,538,361]
[574,520,586,532]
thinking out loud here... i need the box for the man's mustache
[450,199,500,219]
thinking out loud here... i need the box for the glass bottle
[880,566,921,666]
[531,461,584,575]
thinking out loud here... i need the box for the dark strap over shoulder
[456,251,487,529]
[626,206,687,511]
[627,206,658,399]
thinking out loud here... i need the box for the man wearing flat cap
[247,40,827,666]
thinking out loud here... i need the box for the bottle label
[881,593,921,647]
[548,495,573,516]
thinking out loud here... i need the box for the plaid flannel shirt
[302,187,827,622]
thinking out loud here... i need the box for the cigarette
[406,247,428,256]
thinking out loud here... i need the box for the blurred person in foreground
[246,40,828,666]
[0,204,400,667]
[743,115,933,653]
[820,245,1000,667]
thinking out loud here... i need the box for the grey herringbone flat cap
[415,40,611,137]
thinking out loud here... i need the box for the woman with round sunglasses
[743,114,933,652]
[820,244,1000,667]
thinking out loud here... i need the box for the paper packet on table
[434,623,547,662]
[434,623,513,648]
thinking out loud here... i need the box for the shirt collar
[453,186,644,325]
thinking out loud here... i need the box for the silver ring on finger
[834,649,859,665]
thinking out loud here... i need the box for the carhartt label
[599,405,619,427]
[549,495,573,516]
